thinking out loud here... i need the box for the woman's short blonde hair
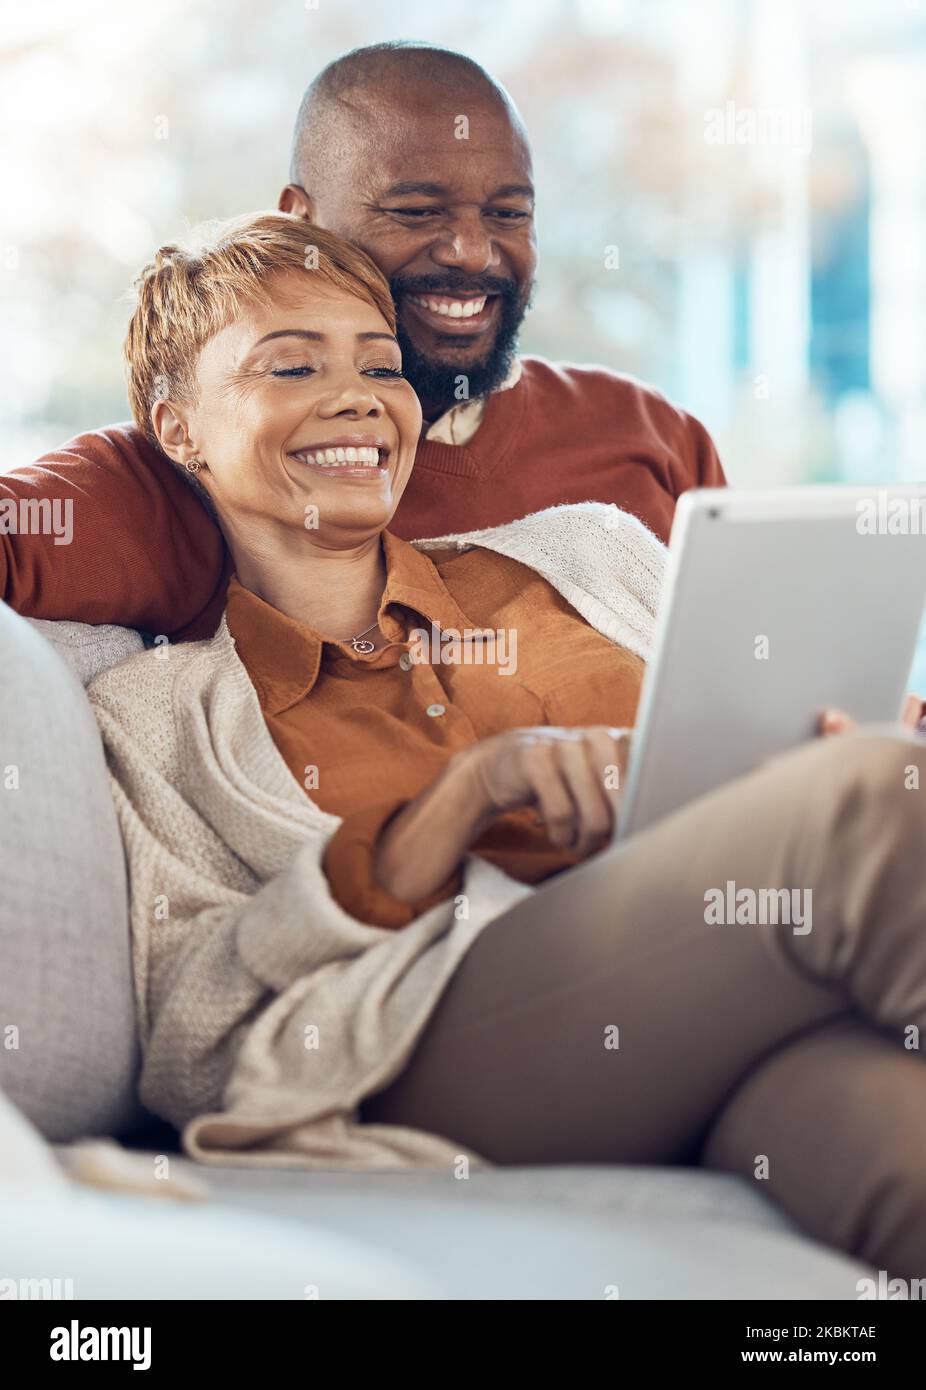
[124,211,396,453]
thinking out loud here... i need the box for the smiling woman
[124,211,422,641]
[125,212,411,489]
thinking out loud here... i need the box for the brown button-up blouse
[225,531,645,929]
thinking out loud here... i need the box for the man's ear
[279,184,315,219]
[151,399,197,469]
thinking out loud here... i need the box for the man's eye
[385,207,441,220]
[487,208,532,221]
[271,366,314,378]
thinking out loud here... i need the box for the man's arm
[0,424,230,640]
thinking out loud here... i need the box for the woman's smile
[287,432,393,480]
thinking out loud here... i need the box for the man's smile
[401,291,501,337]
[407,292,487,318]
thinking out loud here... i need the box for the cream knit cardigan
[88,503,666,1172]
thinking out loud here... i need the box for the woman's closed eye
[269,364,405,380]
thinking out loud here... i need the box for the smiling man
[280,48,536,427]
[0,42,724,637]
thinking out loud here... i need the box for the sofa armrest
[0,602,141,1139]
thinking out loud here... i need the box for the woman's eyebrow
[249,330,398,349]
[251,329,324,348]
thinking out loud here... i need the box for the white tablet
[617,486,926,841]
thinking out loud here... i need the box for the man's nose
[429,208,500,275]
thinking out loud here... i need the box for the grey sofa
[0,599,873,1299]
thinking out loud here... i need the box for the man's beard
[390,271,532,417]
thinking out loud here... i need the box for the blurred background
[1,0,925,491]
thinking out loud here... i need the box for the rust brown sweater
[0,357,724,639]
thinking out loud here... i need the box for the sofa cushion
[0,1186,431,1300]
[0,603,141,1139]
[98,1156,874,1299]
[0,1084,70,1188]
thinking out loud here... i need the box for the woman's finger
[818,707,855,736]
[901,693,926,730]
[584,727,628,823]
[556,737,613,857]
[525,743,579,849]
[605,727,632,802]
[820,700,926,739]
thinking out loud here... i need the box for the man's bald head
[289,42,528,192]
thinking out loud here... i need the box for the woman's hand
[467,726,631,855]
[818,693,926,738]
[373,726,632,904]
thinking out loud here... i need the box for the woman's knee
[837,728,926,796]
[767,732,926,1012]
[785,729,926,860]
[702,1020,926,1280]
[806,727,923,797]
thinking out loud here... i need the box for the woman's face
[176,269,422,547]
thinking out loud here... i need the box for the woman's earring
[185,456,201,475]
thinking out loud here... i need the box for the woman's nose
[315,378,384,418]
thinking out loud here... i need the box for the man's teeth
[408,295,488,318]
[297,446,382,467]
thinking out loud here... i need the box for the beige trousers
[362,731,926,1279]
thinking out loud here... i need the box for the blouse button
[426,703,446,718]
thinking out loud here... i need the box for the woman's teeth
[297,446,382,467]
[408,295,488,318]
